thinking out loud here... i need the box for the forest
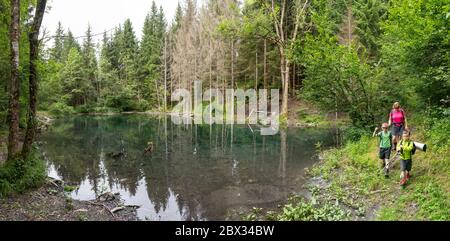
[0,0,447,127]
[0,0,448,125]
[0,0,448,221]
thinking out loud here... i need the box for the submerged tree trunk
[7,0,21,161]
[22,0,48,159]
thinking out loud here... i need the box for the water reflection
[41,115,337,220]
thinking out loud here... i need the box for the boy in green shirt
[397,131,416,187]
[373,123,393,177]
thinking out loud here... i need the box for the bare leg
[400,171,408,186]
[384,159,390,175]
[393,136,399,150]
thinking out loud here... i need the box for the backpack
[390,109,405,126]
[399,140,416,155]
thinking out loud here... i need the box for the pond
[40,115,339,220]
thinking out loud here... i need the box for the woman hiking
[388,102,408,150]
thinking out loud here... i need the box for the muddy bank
[0,177,139,221]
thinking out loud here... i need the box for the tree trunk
[279,50,289,117]
[164,36,167,111]
[292,63,296,97]
[231,40,235,120]
[231,40,234,89]
[22,0,47,159]
[282,62,290,117]
[7,0,21,161]
[255,47,258,90]
[263,39,268,90]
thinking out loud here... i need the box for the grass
[307,115,450,221]
[244,112,449,221]
[297,108,328,125]
[0,149,47,198]
[294,106,349,128]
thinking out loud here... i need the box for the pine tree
[120,19,138,84]
[61,48,88,107]
[171,2,183,34]
[81,25,98,103]
[51,21,65,62]
[62,29,81,62]
[138,2,167,109]
[98,32,118,106]
[109,25,123,79]
[353,0,388,59]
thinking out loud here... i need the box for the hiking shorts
[392,124,404,136]
[400,159,412,172]
[379,147,391,160]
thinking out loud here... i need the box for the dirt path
[0,178,139,221]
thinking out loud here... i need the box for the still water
[40,115,338,220]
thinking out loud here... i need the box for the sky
[42,0,181,44]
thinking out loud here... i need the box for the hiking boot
[406,173,411,180]
[400,177,408,186]
[383,168,390,178]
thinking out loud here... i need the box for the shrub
[0,150,46,197]
[342,126,369,142]
[48,102,75,117]
[277,198,351,221]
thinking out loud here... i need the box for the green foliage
[410,181,448,220]
[51,22,65,62]
[295,0,447,128]
[60,48,93,107]
[311,117,449,220]
[378,179,449,221]
[243,194,351,221]
[342,126,369,142]
[422,108,450,152]
[298,0,378,128]
[48,102,75,117]
[353,0,389,59]
[0,150,46,197]
[36,2,168,115]
[381,0,450,108]
[63,185,77,193]
[277,199,351,221]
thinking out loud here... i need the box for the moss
[63,185,77,193]
[0,150,46,198]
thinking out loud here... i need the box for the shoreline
[0,177,140,221]
[245,119,449,221]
